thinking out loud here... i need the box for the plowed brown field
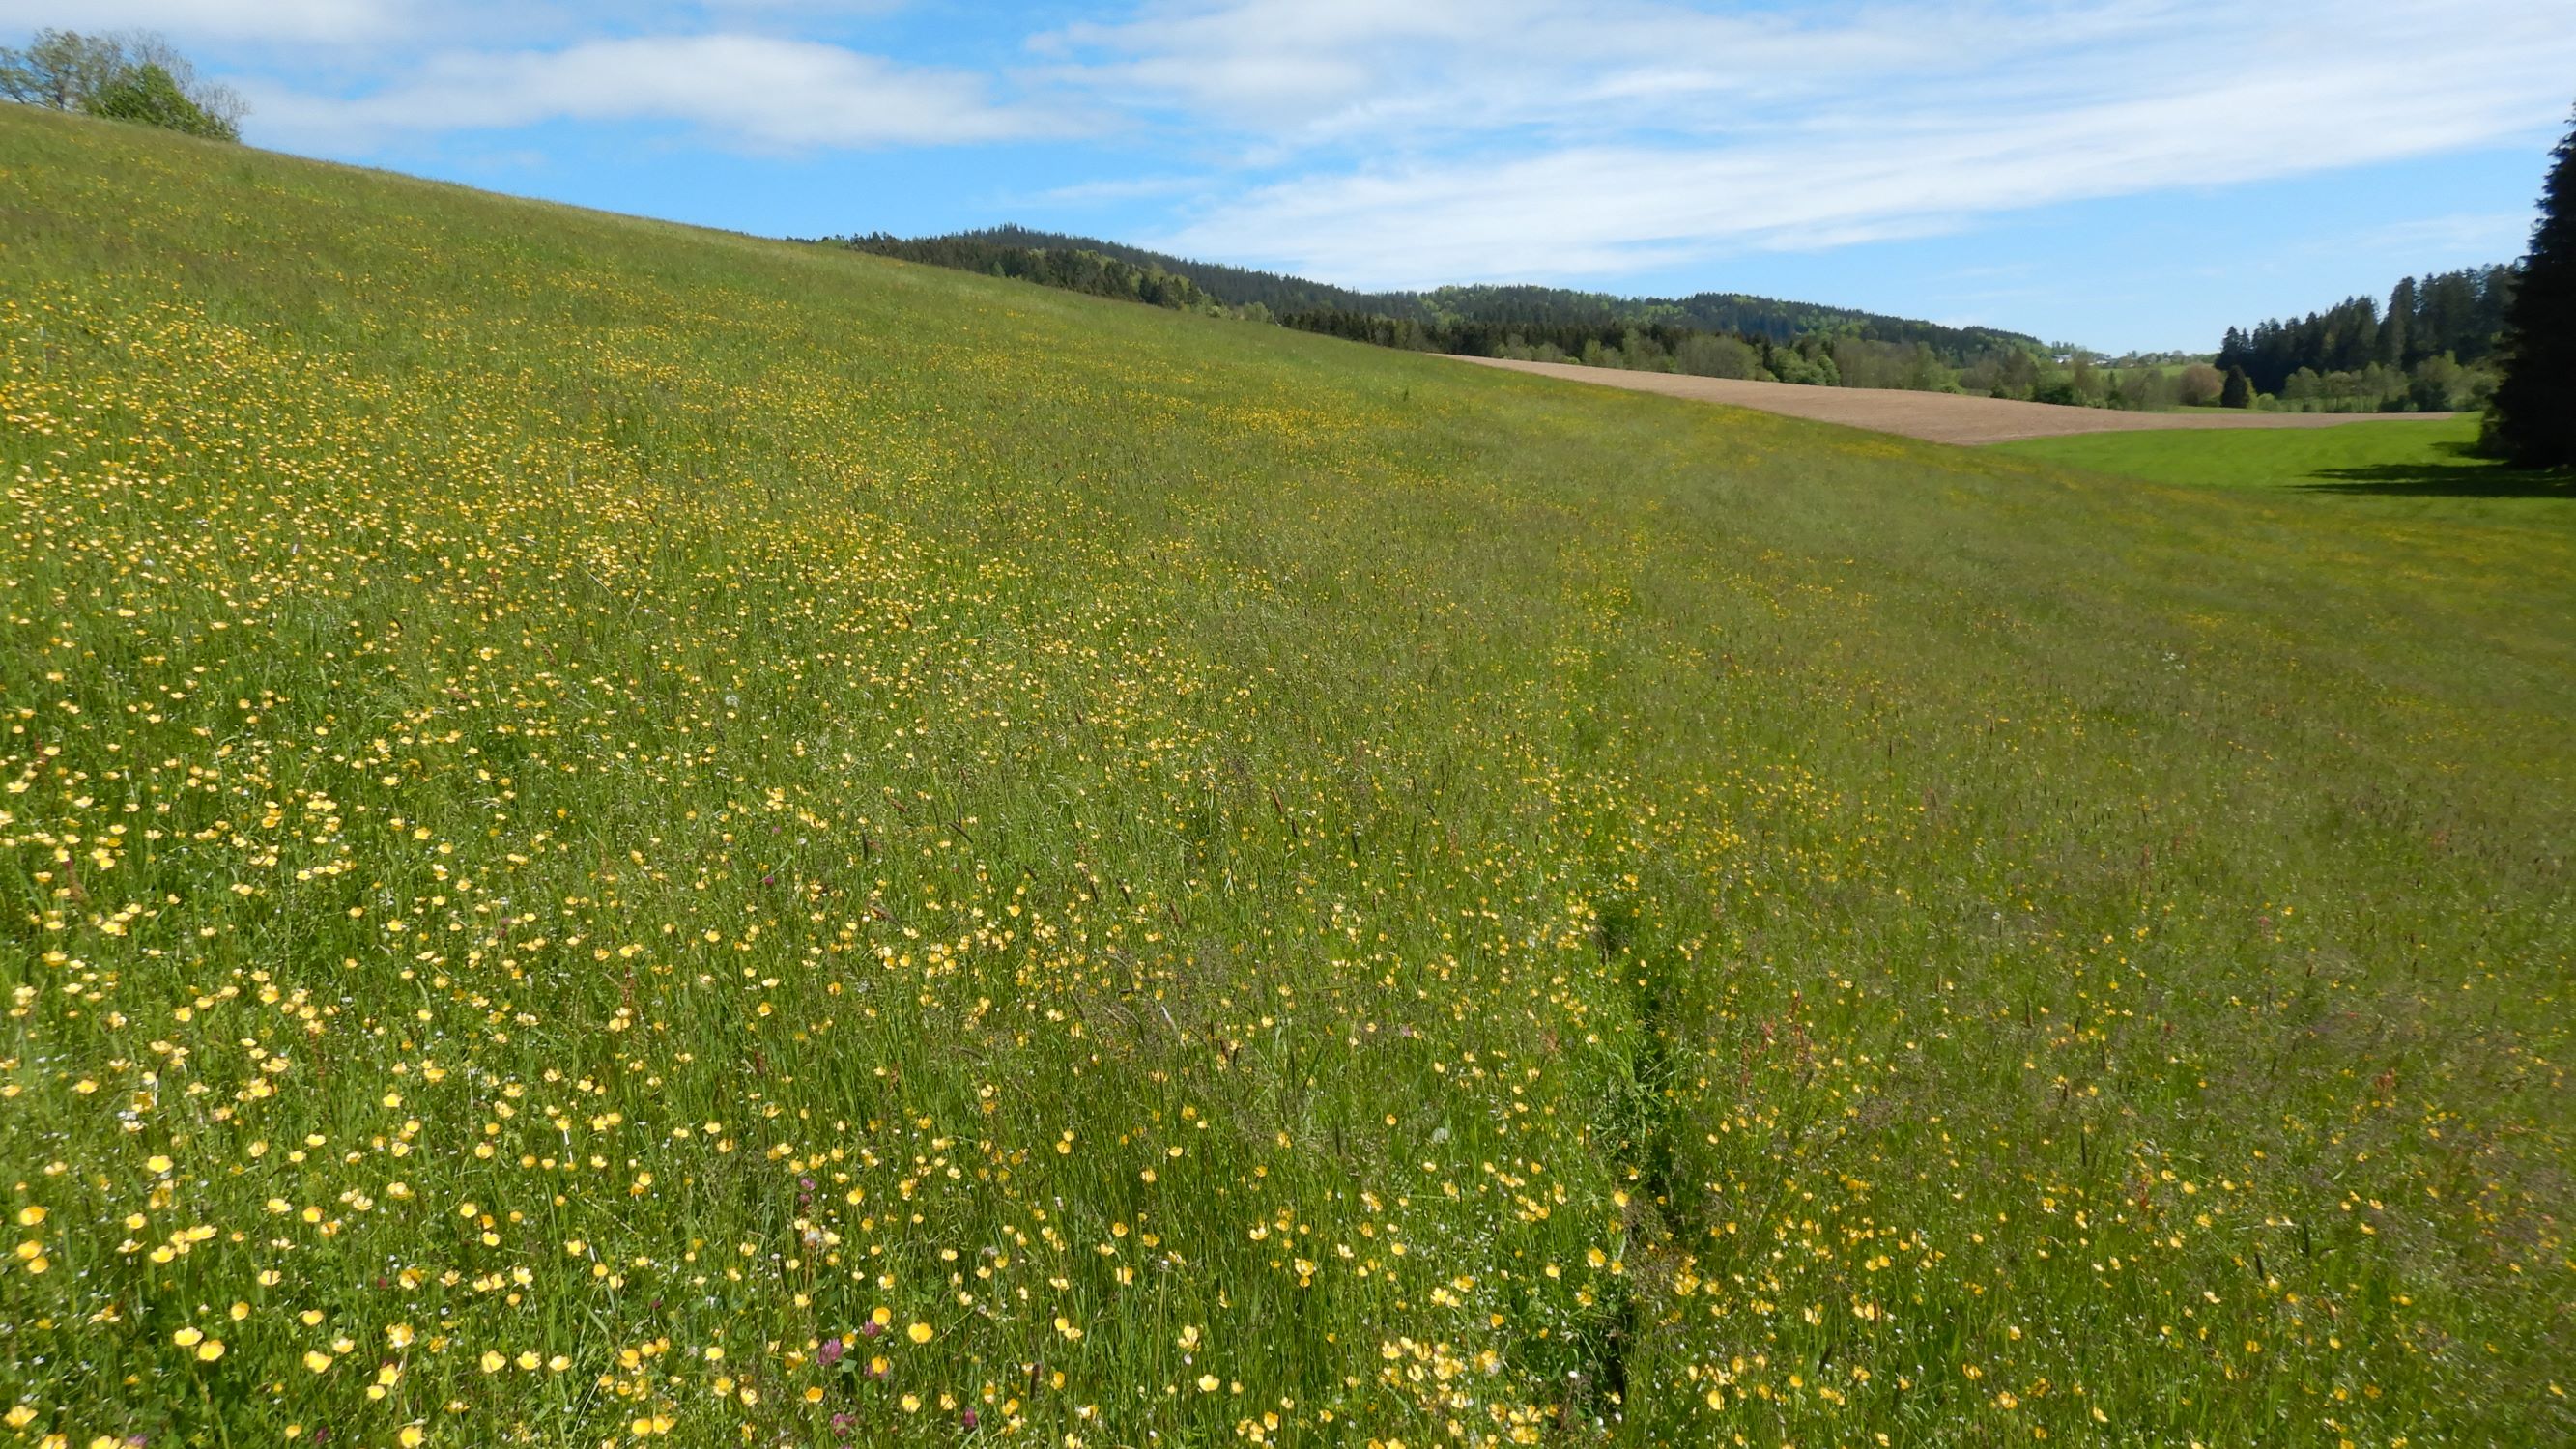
[1451,355,2461,445]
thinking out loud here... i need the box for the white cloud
[1041,0,2576,287]
[0,0,404,43]
[1034,0,2167,144]
[249,33,1054,151]
[22,0,2565,292]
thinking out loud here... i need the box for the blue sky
[12,0,2573,353]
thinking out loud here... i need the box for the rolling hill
[2,104,2571,1448]
[840,224,2046,359]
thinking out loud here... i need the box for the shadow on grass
[2300,442,2576,498]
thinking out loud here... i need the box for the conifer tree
[2219,366,2253,409]
[2487,106,2575,467]
[2382,277,2416,366]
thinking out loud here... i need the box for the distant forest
[846,226,2042,358]
[2215,266,2516,412]
[1314,281,2039,361]
[832,226,2516,414]
[847,225,1403,317]
[844,231,2029,350]
[839,230,1224,312]
[830,227,2161,405]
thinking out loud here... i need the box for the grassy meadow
[3,105,2572,1448]
[1990,418,2559,498]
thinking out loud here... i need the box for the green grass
[3,105,2572,1448]
[1993,417,2562,497]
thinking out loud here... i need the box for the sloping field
[1454,355,2464,444]
[3,107,2572,1448]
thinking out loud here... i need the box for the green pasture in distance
[1992,415,2568,497]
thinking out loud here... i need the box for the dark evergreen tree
[2219,267,2514,397]
[2381,277,2416,365]
[2487,106,2576,468]
[2219,366,2253,409]
[2218,327,2248,376]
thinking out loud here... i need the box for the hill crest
[846,223,2046,357]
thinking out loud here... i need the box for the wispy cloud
[1033,0,2030,142]
[2341,212,2541,261]
[248,34,1060,152]
[21,0,2563,318]
[1030,0,2576,287]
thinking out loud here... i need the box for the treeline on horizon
[833,227,2531,416]
[853,224,1400,317]
[831,227,2172,404]
[839,231,1225,312]
[1278,308,2075,399]
[854,226,2045,355]
[2215,266,2516,414]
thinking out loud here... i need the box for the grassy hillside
[3,104,2571,1448]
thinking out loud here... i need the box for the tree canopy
[2218,267,2515,396]
[827,229,2211,406]
[846,226,2045,364]
[837,233,1216,313]
[2486,106,2575,468]
[0,29,243,140]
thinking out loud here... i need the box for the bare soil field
[1452,356,2462,445]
